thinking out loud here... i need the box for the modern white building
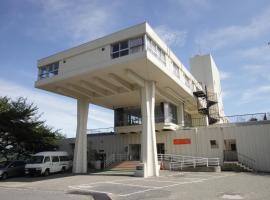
[35,22,263,177]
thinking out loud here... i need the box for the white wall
[60,121,270,172]
[190,54,225,117]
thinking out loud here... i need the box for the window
[111,36,144,59]
[59,156,69,162]
[44,156,50,163]
[210,140,218,148]
[38,61,59,79]
[146,36,166,64]
[29,156,44,164]
[173,63,180,78]
[52,156,59,162]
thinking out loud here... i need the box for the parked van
[25,151,72,176]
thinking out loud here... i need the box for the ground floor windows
[114,102,177,127]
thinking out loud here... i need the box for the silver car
[0,161,26,180]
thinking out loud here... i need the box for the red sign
[173,138,191,145]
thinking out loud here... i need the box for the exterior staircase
[223,161,254,172]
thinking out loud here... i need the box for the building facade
[35,22,226,177]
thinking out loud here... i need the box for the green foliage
[0,96,65,160]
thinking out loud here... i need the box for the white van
[25,151,72,176]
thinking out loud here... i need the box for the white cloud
[242,64,270,81]
[155,25,187,47]
[172,0,210,9]
[0,79,113,137]
[237,45,270,61]
[196,7,270,50]
[220,71,231,80]
[32,0,119,44]
[170,0,211,17]
[240,85,270,104]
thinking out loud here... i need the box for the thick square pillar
[177,103,185,126]
[73,99,89,173]
[140,81,159,177]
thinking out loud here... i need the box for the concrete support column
[73,99,89,173]
[140,81,159,177]
[177,103,185,126]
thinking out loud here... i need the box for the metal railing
[158,154,220,171]
[237,152,256,171]
[223,151,256,171]
[224,112,269,123]
[87,127,114,134]
[190,112,270,127]
[104,153,129,168]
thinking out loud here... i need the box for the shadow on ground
[69,190,112,200]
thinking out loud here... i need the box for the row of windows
[38,62,59,79]
[111,36,144,59]
[146,36,166,64]
[145,35,201,92]
[44,155,71,163]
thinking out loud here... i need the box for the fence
[158,154,220,171]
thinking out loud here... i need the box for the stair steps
[108,161,140,171]
[223,161,253,172]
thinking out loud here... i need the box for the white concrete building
[35,22,236,177]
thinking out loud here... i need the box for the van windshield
[29,156,44,164]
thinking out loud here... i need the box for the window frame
[52,156,60,163]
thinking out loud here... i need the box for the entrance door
[157,143,165,154]
[224,139,238,161]
[129,144,141,160]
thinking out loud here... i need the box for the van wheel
[44,169,50,177]
[61,167,66,173]
[2,172,8,180]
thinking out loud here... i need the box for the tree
[0,96,64,160]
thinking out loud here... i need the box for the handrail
[237,152,256,170]
[158,153,220,171]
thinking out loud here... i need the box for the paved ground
[0,171,270,200]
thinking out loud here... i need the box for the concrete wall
[60,121,270,172]
[190,54,225,117]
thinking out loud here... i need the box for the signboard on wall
[173,138,191,145]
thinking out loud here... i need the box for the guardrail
[87,127,114,134]
[158,154,220,171]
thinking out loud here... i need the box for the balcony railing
[190,112,270,127]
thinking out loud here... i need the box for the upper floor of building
[35,22,225,127]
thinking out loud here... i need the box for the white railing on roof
[87,127,114,134]
[104,153,129,168]
[158,154,220,171]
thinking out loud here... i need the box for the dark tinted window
[59,156,69,161]
[112,43,119,52]
[0,161,11,168]
[120,41,128,49]
[52,156,59,162]
[44,156,50,163]
[120,49,129,56]
[14,161,25,166]
[30,156,44,164]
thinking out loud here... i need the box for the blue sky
[0,0,270,137]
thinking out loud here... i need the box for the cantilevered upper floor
[35,22,204,117]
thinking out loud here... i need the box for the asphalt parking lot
[0,171,270,200]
